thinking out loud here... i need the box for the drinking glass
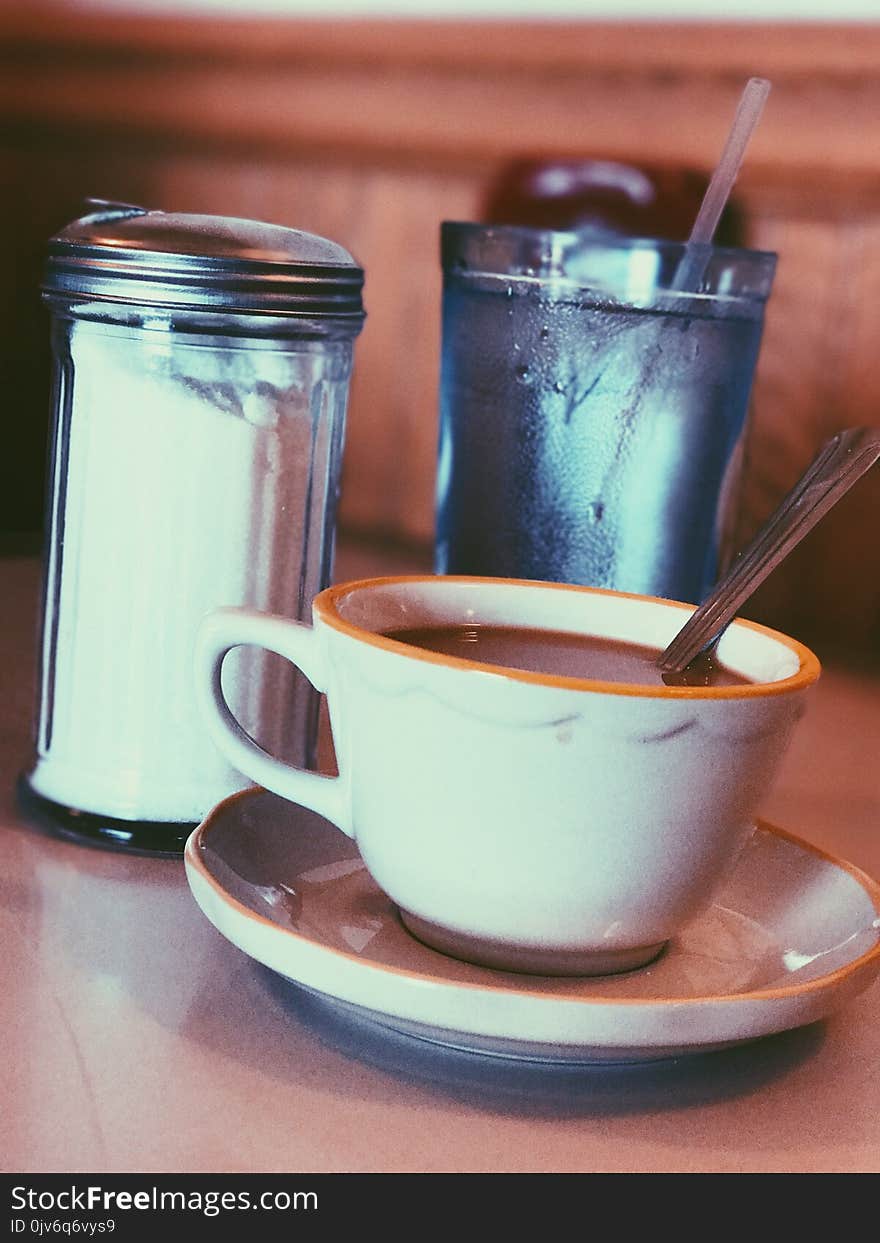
[435,222,776,604]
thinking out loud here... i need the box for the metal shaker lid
[43,200,365,319]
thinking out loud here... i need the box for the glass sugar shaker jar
[22,201,365,854]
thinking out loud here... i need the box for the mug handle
[194,607,353,836]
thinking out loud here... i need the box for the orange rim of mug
[314,575,821,700]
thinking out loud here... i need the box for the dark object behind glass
[482,157,744,246]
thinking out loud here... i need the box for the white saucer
[184,788,880,1064]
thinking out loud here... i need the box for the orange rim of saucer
[185,793,880,1010]
[313,575,821,700]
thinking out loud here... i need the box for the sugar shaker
[22,202,365,853]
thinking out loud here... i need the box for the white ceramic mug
[194,575,820,976]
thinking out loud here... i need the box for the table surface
[3,542,880,1175]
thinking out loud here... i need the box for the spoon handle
[657,426,880,674]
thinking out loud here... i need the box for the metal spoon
[657,426,880,682]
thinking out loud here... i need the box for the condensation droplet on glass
[539,326,550,340]
[587,500,605,523]
[552,380,566,395]
[514,364,532,384]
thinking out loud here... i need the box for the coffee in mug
[382,624,752,688]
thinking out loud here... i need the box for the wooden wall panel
[3,11,880,650]
[733,208,880,648]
